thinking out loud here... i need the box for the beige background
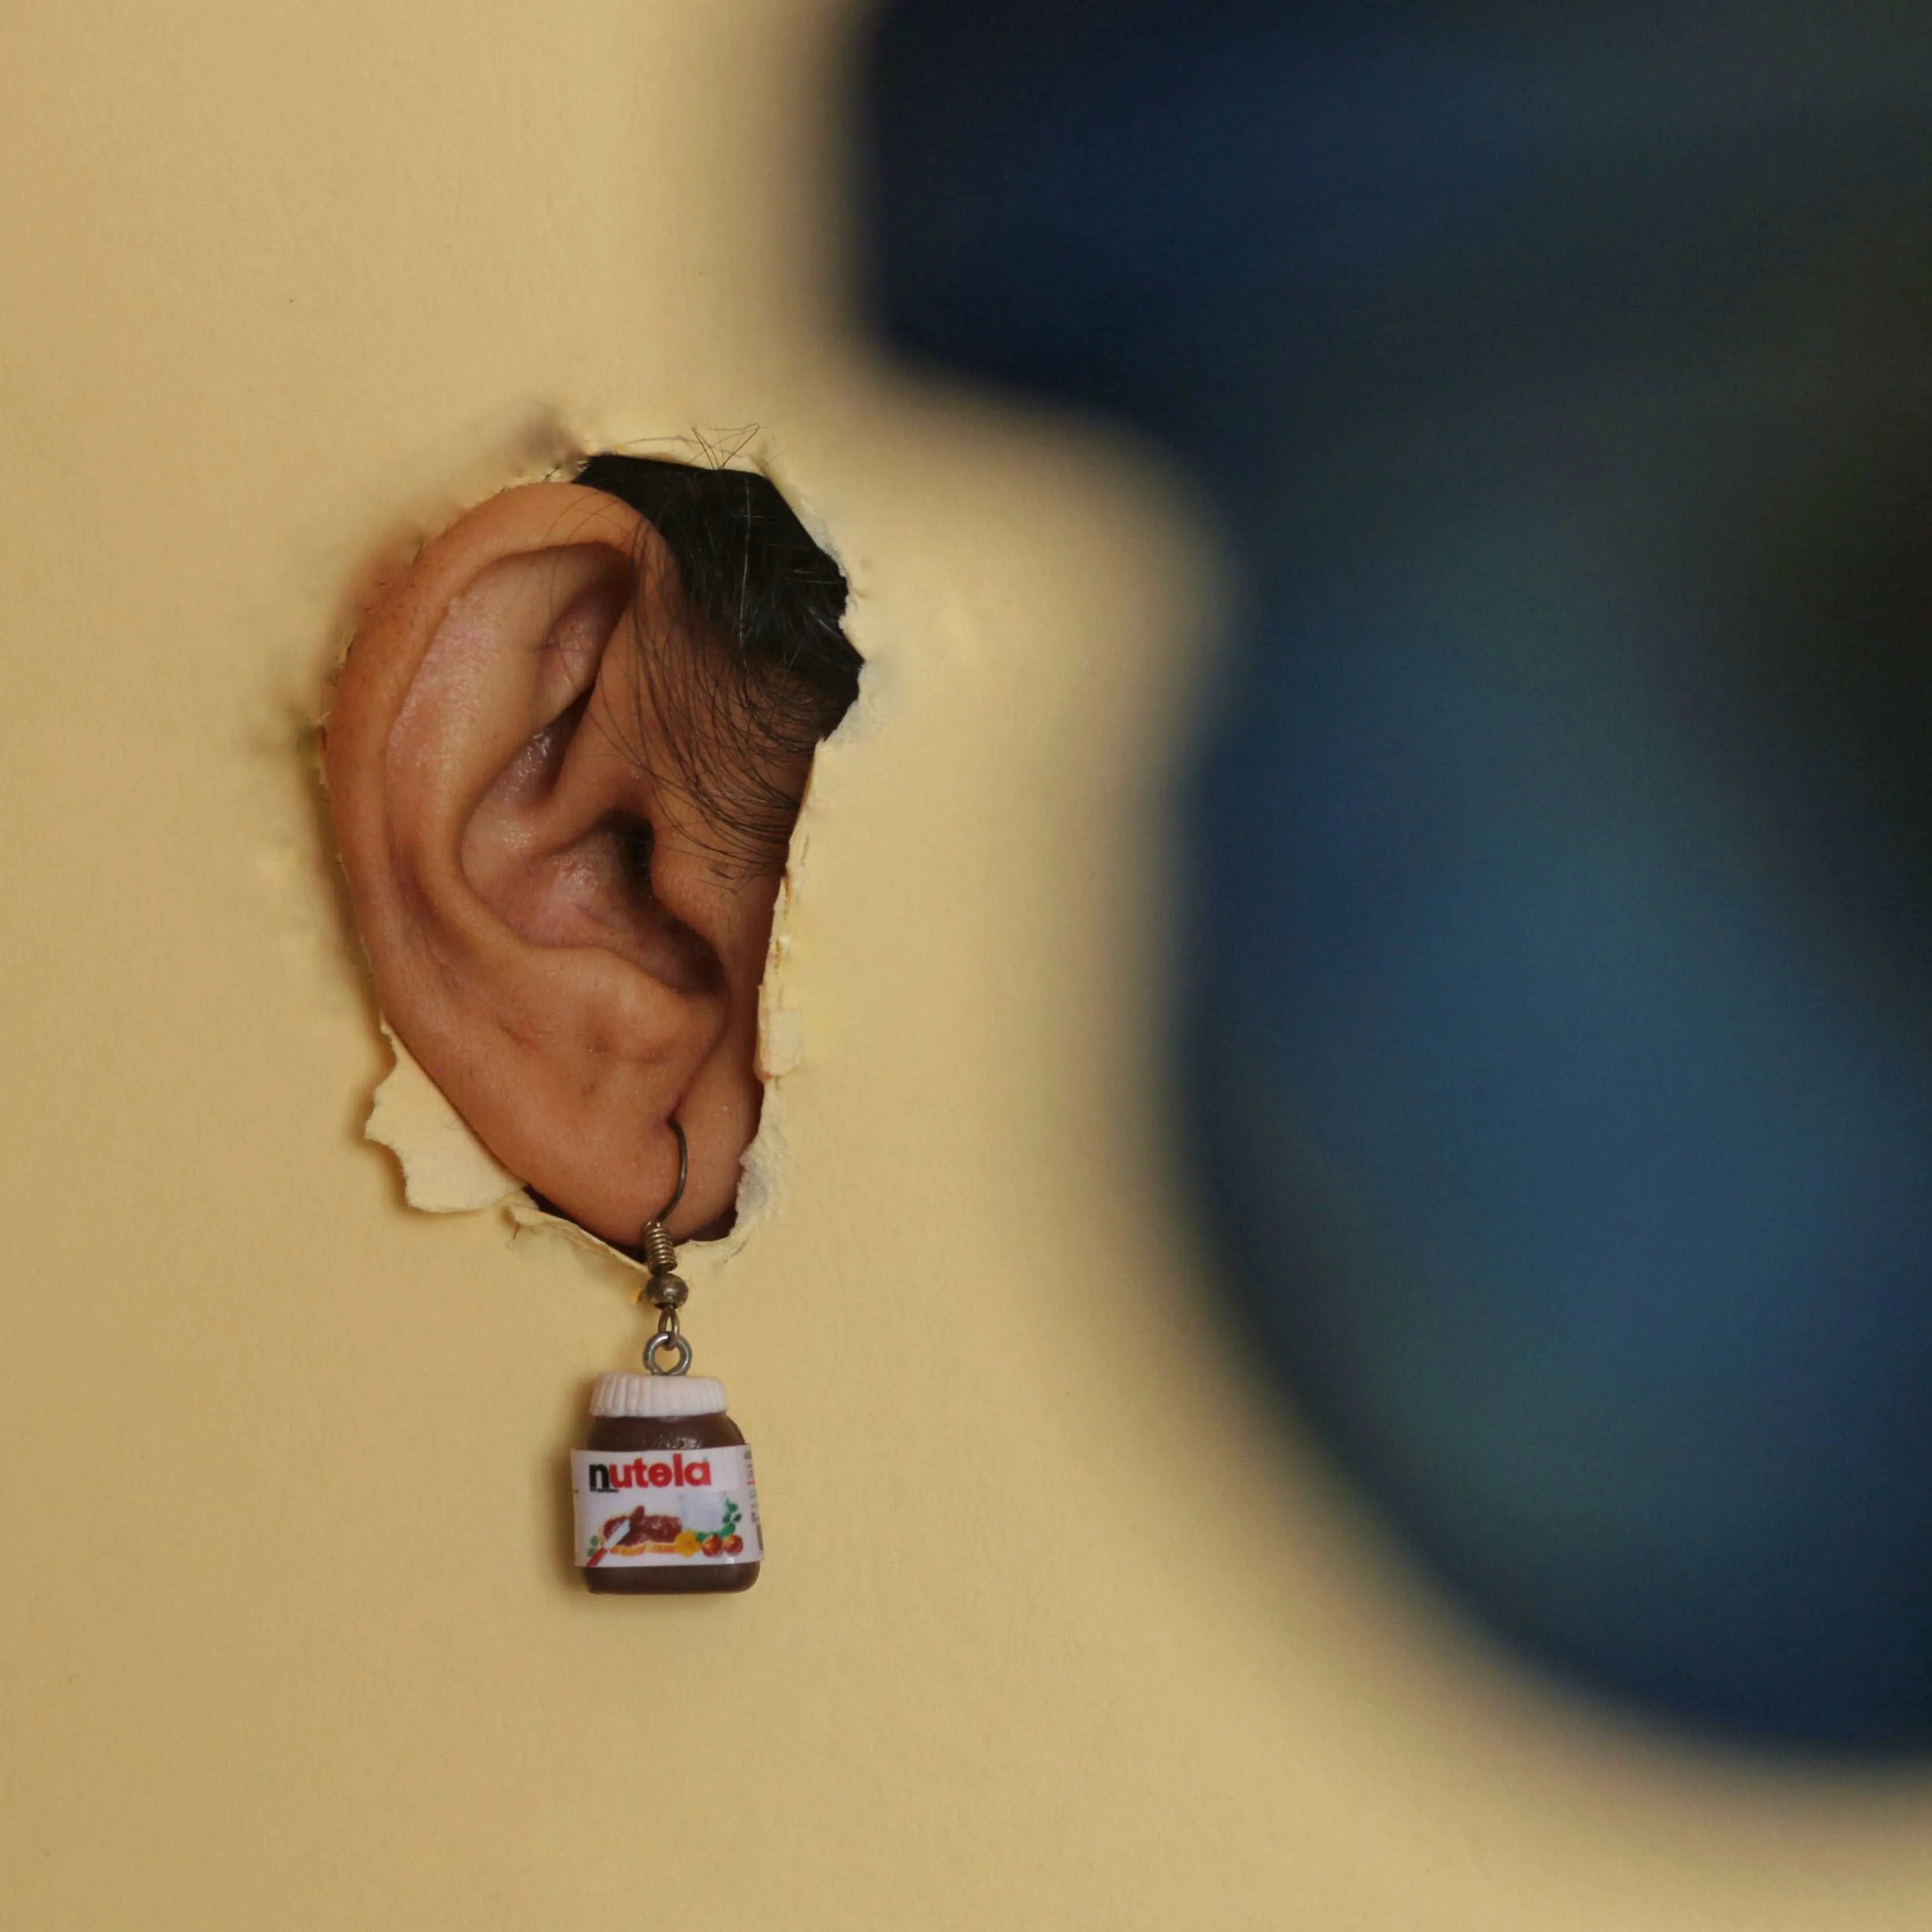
[5,3,1932,1927]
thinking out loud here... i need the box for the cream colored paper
[366,1023,524,1215]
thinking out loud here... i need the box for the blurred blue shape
[862,1,1932,1744]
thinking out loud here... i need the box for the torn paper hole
[365,1019,775,1279]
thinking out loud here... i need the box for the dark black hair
[573,452,863,877]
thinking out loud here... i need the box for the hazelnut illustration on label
[572,1445,762,1570]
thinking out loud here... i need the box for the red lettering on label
[590,1455,722,1490]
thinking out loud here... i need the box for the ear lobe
[325,482,778,1245]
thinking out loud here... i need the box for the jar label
[572,1446,762,1567]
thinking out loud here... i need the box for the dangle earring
[570,1122,763,1594]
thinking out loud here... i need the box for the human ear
[324,482,788,1246]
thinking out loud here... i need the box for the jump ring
[644,1331,692,1377]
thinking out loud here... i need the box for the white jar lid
[590,1372,727,1418]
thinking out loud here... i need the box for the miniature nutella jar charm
[572,1374,762,1593]
[572,1124,763,1594]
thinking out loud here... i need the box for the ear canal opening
[601,808,727,998]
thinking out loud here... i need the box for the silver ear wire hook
[641,1120,692,1375]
